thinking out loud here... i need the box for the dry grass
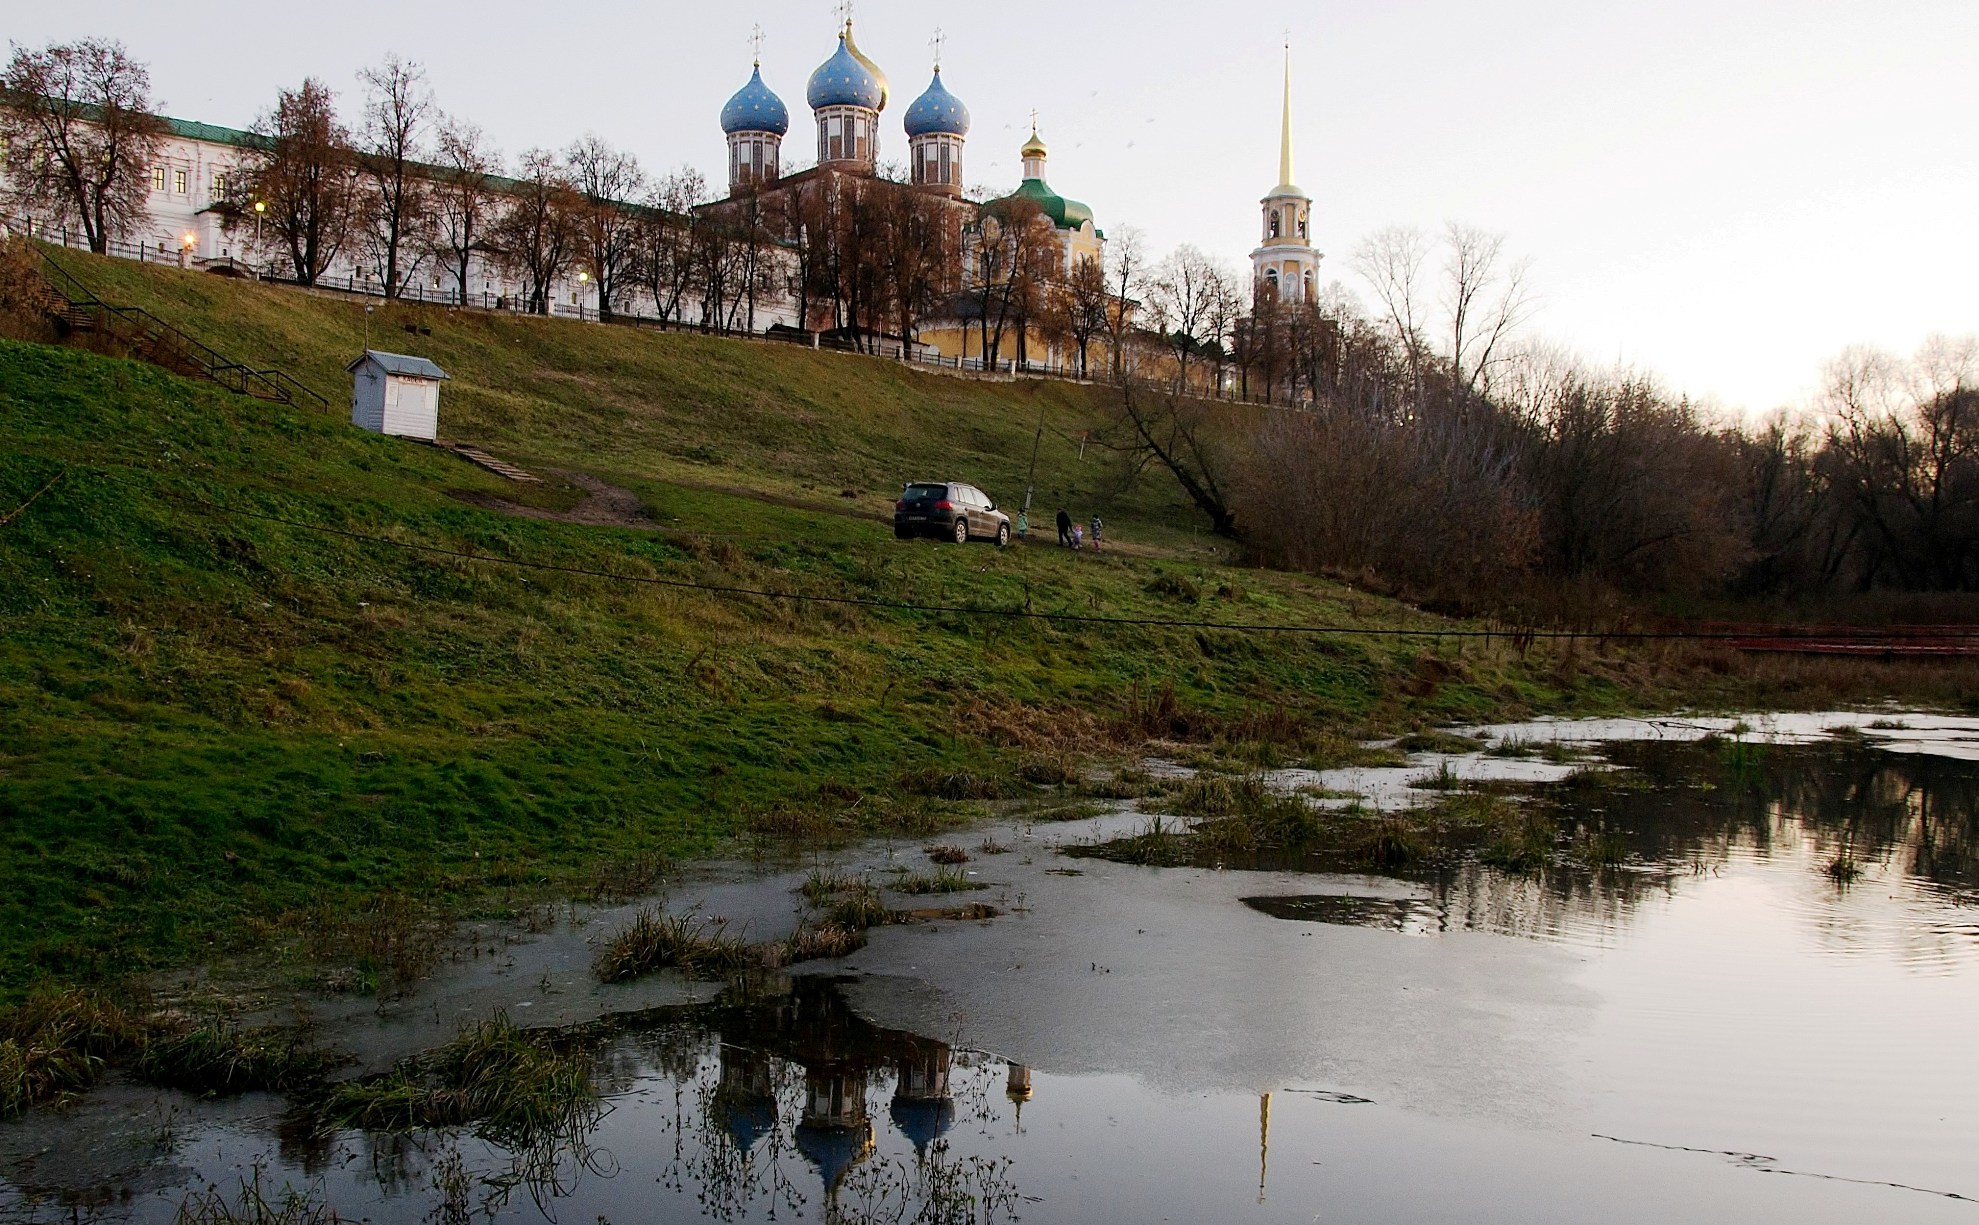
[318,1015,593,1143]
[889,868,986,896]
[924,845,970,865]
[782,924,866,964]
[592,910,757,983]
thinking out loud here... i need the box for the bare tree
[1443,222,1534,400]
[491,149,579,315]
[1103,225,1147,380]
[1148,245,1237,393]
[0,38,166,252]
[967,196,1052,369]
[355,55,434,298]
[637,166,705,326]
[1050,255,1111,378]
[428,117,500,305]
[1103,384,1240,538]
[876,183,955,349]
[1349,225,1430,399]
[234,79,359,286]
[565,134,644,320]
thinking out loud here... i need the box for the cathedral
[710,16,1105,365]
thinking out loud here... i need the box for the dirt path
[455,471,656,529]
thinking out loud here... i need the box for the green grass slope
[39,248,1215,551]
[0,336,1608,999]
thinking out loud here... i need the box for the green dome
[992,177,1094,231]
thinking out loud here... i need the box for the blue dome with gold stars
[807,32,884,111]
[721,66,790,136]
[903,69,969,138]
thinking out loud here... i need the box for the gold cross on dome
[749,24,765,65]
[930,27,946,69]
[835,0,854,29]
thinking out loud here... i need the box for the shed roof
[347,350,449,380]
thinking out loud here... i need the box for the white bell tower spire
[1251,40,1321,304]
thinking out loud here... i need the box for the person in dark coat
[1055,508,1073,547]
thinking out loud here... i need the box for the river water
[3,712,1977,1223]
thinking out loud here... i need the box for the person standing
[1016,508,1029,540]
[1090,514,1104,552]
[1055,507,1073,548]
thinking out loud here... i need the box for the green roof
[990,177,1095,232]
[162,116,269,150]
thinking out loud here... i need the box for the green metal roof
[987,177,1095,232]
[162,116,270,150]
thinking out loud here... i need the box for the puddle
[6,711,1979,1223]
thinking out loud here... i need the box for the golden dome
[1020,130,1048,159]
[843,21,889,111]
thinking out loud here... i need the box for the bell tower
[1250,44,1321,303]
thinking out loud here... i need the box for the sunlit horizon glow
[13,0,1975,416]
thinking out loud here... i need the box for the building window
[1268,212,1280,239]
[173,168,187,194]
[152,166,166,191]
[940,142,953,185]
[212,172,227,198]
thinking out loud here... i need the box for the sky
[13,0,1977,415]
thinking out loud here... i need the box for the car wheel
[996,522,1011,548]
[894,525,911,540]
[953,517,970,544]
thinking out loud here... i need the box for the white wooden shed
[347,350,449,441]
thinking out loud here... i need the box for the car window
[959,486,982,507]
[902,483,948,502]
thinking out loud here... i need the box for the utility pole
[1022,401,1045,513]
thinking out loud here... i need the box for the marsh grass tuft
[1572,828,1632,870]
[1826,854,1865,883]
[136,1025,342,1095]
[1356,817,1429,868]
[825,882,900,931]
[890,868,986,896]
[783,924,866,963]
[1105,817,1194,867]
[1480,811,1560,873]
[0,989,145,1116]
[800,868,862,905]
[319,1015,593,1143]
[172,1167,343,1224]
[897,766,1002,802]
[592,909,757,983]
[924,845,971,865]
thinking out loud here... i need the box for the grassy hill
[37,247,1219,552]
[0,254,1815,1001]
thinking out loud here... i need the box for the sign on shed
[347,350,449,441]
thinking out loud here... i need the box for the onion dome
[903,69,970,138]
[721,65,790,136]
[1019,130,1049,161]
[808,28,885,111]
[889,1096,957,1156]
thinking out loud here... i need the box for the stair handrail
[31,244,331,409]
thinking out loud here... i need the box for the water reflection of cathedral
[698,977,1034,1201]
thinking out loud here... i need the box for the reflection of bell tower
[796,1063,875,1196]
[1258,1092,1272,1202]
[1005,1061,1033,1132]
[890,1042,957,1158]
[714,1044,779,1158]
[1250,44,1321,303]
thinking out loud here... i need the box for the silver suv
[893,482,1012,546]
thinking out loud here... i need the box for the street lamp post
[364,304,374,351]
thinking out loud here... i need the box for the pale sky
[15,0,1977,414]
